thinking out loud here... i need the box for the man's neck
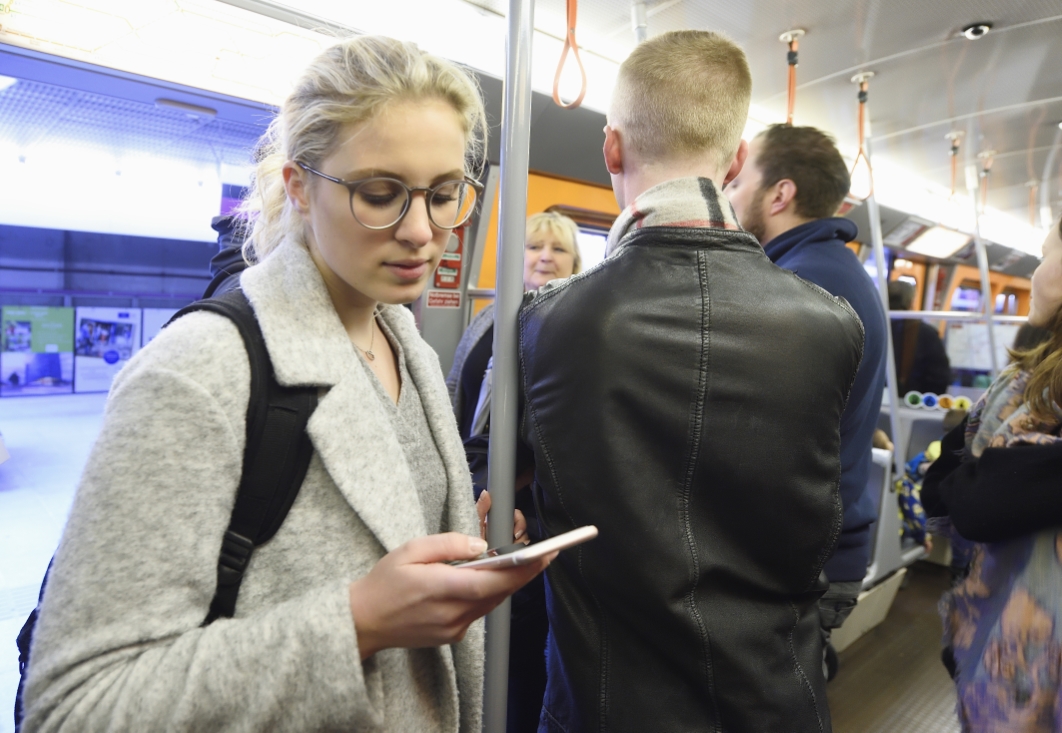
[762,213,814,246]
[618,158,726,210]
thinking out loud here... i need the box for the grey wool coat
[22,238,485,733]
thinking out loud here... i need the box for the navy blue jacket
[764,218,887,582]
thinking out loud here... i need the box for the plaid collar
[606,176,742,257]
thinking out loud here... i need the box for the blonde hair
[1011,217,1062,422]
[610,30,751,168]
[527,211,582,274]
[240,35,487,262]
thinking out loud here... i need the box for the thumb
[393,532,488,565]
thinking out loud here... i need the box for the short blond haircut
[610,30,751,168]
[527,212,582,274]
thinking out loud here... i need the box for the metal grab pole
[483,0,534,730]
[858,93,906,476]
[966,164,999,375]
[1040,126,1062,229]
[631,2,648,44]
[866,189,906,476]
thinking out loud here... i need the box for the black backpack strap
[166,289,317,625]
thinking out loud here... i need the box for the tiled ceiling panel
[0,78,263,167]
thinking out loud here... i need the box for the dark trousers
[507,573,549,733]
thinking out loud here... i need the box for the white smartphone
[453,525,599,570]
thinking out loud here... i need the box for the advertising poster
[74,307,141,393]
[946,322,1021,371]
[1,306,75,397]
[141,308,180,347]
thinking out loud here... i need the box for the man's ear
[282,161,310,215]
[768,179,799,216]
[722,139,749,187]
[603,125,624,175]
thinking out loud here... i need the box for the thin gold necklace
[354,308,381,361]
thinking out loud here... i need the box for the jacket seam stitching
[518,309,610,731]
[678,250,721,731]
[787,600,826,733]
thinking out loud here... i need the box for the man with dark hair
[728,123,888,678]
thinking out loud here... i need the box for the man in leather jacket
[518,31,864,732]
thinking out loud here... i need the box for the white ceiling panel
[0,0,1059,237]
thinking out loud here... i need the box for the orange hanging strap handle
[946,131,963,198]
[780,30,804,126]
[553,0,587,110]
[849,73,874,200]
[1028,181,1039,226]
[977,150,995,212]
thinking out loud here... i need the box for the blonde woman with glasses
[21,36,552,733]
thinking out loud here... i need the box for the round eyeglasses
[296,162,483,231]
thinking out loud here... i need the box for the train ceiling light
[905,226,971,259]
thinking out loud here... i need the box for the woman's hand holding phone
[347,532,555,661]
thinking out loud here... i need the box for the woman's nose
[394,192,434,246]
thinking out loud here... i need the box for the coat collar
[762,217,859,265]
[606,176,742,257]
[240,239,477,553]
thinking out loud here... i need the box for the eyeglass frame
[295,162,484,231]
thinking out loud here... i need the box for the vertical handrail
[966,163,999,375]
[1039,125,1061,230]
[866,180,906,475]
[631,1,648,44]
[483,0,535,730]
[854,74,905,476]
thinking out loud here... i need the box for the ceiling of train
[0,0,1059,251]
[478,0,1062,235]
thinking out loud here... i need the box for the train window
[576,229,608,272]
[950,286,981,311]
[862,260,880,283]
[994,293,1017,315]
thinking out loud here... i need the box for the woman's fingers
[392,532,487,565]
[514,509,529,543]
[476,491,491,539]
[349,539,557,659]
[443,553,556,602]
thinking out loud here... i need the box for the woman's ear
[282,162,310,215]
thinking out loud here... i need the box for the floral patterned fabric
[938,368,1062,732]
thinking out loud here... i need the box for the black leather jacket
[519,225,864,732]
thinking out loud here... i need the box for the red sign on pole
[426,290,462,309]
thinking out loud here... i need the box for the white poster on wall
[74,308,142,393]
[945,322,1022,371]
[141,308,180,347]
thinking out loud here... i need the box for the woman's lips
[384,260,429,281]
